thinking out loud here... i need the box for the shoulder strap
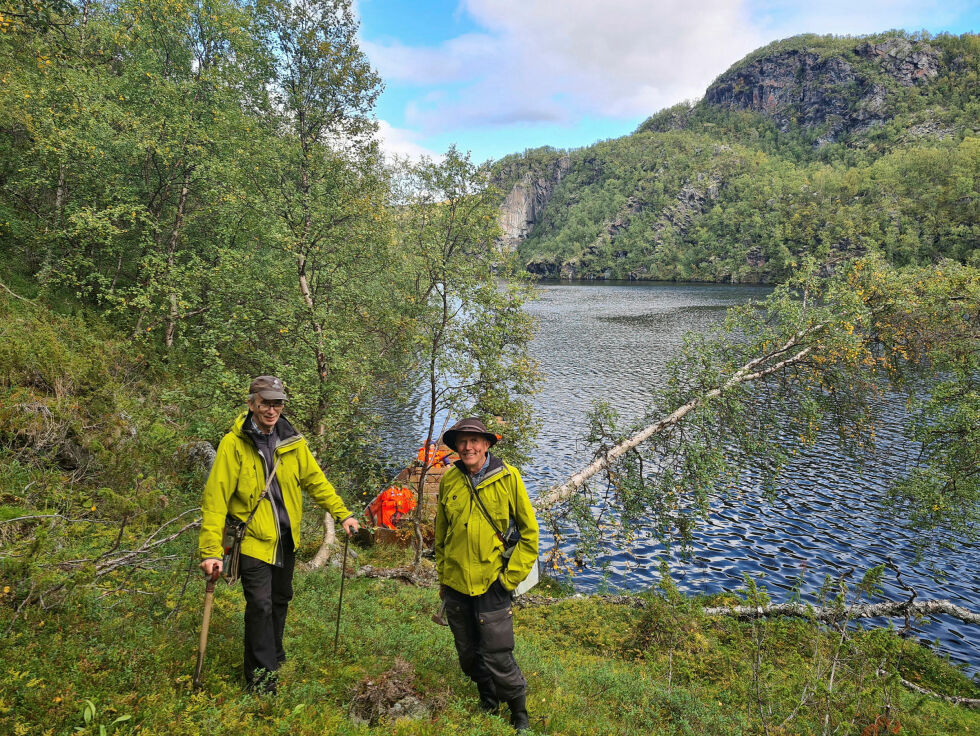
[464,473,506,544]
[241,457,280,531]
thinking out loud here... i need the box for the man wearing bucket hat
[198,375,359,693]
[435,417,539,732]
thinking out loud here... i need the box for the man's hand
[200,558,222,580]
[341,517,360,536]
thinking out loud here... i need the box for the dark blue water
[389,280,979,675]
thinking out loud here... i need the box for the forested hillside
[496,32,979,282]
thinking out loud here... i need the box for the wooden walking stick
[192,568,220,689]
[333,532,350,653]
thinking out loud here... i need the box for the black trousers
[239,535,295,689]
[444,580,527,702]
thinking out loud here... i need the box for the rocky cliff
[494,152,571,250]
[704,36,941,144]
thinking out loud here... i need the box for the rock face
[857,37,942,85]
[705,37,941,144]
[495,155,570,250]
[525,176,721,280]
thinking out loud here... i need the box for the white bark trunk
[534,325,823,512]
[304,513,336,571]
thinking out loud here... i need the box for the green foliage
[395,147,540,467]
[0,0,428,496]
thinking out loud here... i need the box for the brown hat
[441,417,498,452]
[249,375,288,401]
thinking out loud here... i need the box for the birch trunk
[534,324,823,512]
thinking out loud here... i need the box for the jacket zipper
[267,434,303,565]
[256,450,283,567]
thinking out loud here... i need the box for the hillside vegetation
[496,32,979,282]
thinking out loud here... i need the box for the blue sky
[354,0,979,164]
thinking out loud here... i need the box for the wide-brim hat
[441,417,498,452]
[249,375,288,401]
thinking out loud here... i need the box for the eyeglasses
[257,401,285,410]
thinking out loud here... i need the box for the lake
[388,280,979,675]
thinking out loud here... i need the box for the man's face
[249,397,284,433]
[455,432,492,473]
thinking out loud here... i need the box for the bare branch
[0,279,37,304]
[517,594,980,628]
[879,669,980,709]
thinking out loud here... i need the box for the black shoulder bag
[221,458,280,584]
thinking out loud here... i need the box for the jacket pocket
[478,606,514,653]
[247,501,276,542]
[236,456,262,504]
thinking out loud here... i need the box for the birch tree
[394,148,540,561]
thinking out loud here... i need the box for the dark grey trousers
[239,536,295,689]
[444,580,527,702]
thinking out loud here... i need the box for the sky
[355,0,980,164]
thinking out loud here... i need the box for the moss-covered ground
[2,540,979,736]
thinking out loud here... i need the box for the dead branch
[357,564,438,587]
[94,514,201,576]
[0,278,37,304]
[700,599,980,626]
[534,325,823,511]
[878,669,980,709]
[515,594,980,629]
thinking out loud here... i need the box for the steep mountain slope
[494,31,979,282]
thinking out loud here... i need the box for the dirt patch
[348,657,444,726]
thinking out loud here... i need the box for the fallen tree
[533,323,822,512]
[516,593,980,627]
[302,512,337,572]
[532,258,979,561]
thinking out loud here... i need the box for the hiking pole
[333,531,350,654]
[193,567,220,689]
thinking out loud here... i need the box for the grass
[2,540,979,736]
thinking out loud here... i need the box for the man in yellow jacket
[198,376,359,693]
[435,417,539,732]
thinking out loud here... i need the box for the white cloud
[364,0,765,133]
[361,0,977,143]
[374,119,445,162]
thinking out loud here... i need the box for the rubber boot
[508,695,530,732]
[477,680,499,712]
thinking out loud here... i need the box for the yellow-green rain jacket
[198,411,352,565]
[435,455,539,595]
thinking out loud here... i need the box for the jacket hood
[232,410,301,444]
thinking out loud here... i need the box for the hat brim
[442,429,497,452]
[255,390,288,401]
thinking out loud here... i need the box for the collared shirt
[469,453,492,486]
